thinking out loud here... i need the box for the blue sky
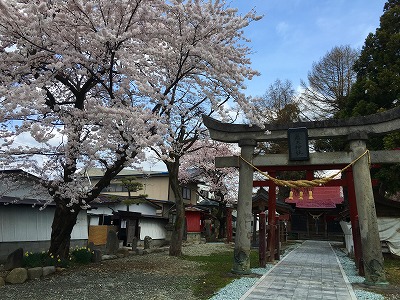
[229,0,387,97]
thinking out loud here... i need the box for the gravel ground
[0,243,232,300]
[1,242,398,300]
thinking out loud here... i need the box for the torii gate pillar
[232,139,256,274]
[349,136,386,284]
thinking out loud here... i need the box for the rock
[5,268,28,284]
[105,230,119,255]
[0,276,5,287]
[42,266,56,277]
[27,267,43,280]
[4,248,24,271]
[116,247,130,257]
[144,236,153,249]
[55,267,66,272]
[101,254,117,261]
[92,249,102,263]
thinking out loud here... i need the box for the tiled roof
[285,186,343,209]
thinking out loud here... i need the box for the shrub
[23,252,43,268]
[23,251,70,268]
[70,247,93,264]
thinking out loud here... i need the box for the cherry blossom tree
[0,0,260,258]
[145,1,260,256]
[0,0,165,258]
[180,139,238,238]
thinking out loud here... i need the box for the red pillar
[259,211,266,267]
[267,171,276,262]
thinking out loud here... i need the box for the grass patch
[384,254,400,285]
[182,250,259,300]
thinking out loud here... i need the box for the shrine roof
[285,186,343,209]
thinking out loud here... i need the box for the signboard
[288,127,309,161]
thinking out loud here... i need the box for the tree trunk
[166,160,185,256]
[49,200,80,259]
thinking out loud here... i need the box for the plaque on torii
[203,106,400,284]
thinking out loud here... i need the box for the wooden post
[349,137,386,284]
[232,139,256,274]
[226,207,233,243]
[275,217,280,260]
[267,172,276,262]
[259,211,266,267]
[252,212,257,246]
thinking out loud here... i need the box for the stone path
[240,240,357,300]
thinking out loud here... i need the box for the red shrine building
[285,186,344,240]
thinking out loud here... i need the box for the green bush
[23,251,70,268]
[70,247,93,264]
[23,252,44,268]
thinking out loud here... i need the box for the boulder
[5,268,28,284]
[92,249,102,263]
[0,276,5,287]
[4,248,24,271]
[102,254,117,261]
[116,247,130,258]
[27,267,43,280]
[42,266,56,277]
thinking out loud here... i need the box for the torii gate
[203,106,400,284]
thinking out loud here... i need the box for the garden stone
[144,236,153,249]
[105,230,119,255]
[0,276,5,287]
[4,248,23,271]
[5,268,28,284]
[42,266,56,276]
[116,247,130,258]
[92,249,102,263]
[102,254,117,261]
[27,267,43,280]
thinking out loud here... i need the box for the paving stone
[241,241,357,300]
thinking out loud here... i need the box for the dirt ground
[0,250,205,300]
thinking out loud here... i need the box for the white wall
[88,203,157,217]
[139,218,167,240]
[0,205,88,242]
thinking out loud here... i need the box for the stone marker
[87,242,95,252]
[27,267,43,280]
[131,237,138,251]
[42,266,56,277]
[0,276,5,287]
[4,248,24,271]
[144,236,153,249]
[105,230,119,255]
[5,268,28,284]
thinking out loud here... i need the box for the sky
[228,0,387,97]
[145,0,387,171]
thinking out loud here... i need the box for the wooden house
[0,170,87,263]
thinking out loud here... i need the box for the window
[182,187,191,200]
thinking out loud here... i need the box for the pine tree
[343,0,400,117]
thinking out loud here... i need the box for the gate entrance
[203,106,400,284]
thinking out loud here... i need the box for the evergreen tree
[342,0,400,196]
[343,0,400,117]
